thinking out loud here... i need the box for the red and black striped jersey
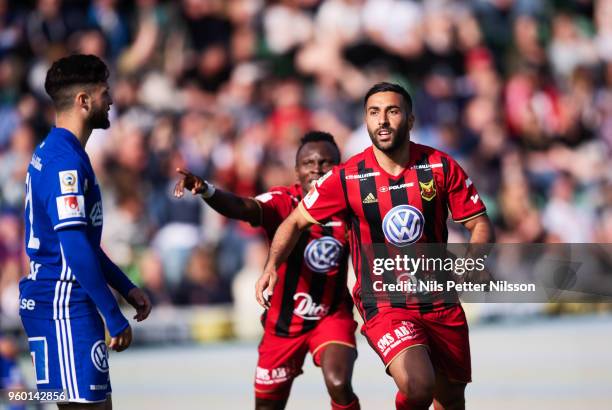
[255,184,352,337]
[298,143,486,322]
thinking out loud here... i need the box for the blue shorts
[21,313,112,403]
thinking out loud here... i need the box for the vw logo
[91,341,109,373]
[304,237,342,273]
[382,205,424,246]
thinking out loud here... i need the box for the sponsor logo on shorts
[90,384,108,391]
[376,321,417,357]
[91,341,109,373]
[293,292,329,320]
[255,366,292,385]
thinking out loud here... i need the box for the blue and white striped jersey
[20,127,105,320]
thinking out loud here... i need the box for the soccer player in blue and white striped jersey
[19,54,151,409]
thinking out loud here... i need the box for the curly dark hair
[295,131,341,165]
[44,54,109,111]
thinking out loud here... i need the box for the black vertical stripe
[301,225,333,333]
[354,160,379,320]
[389,176,409,208]
[415,154,438,242]
[388,176,412,308]
[440,157,450,243]
[339,168,351,215]
[415,154,438,313]
[441,157,449,186]
[275,232,310,336]
[357,161,405,311]
[301,276,326,333]
[351,213,376,320]
[332,244,350,311]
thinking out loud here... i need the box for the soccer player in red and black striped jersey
[174,131,360,410]
[257,83,494,410]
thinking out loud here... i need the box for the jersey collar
[50,127,86,155]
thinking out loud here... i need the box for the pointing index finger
[176,168,191,177]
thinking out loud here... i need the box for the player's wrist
[200,181,216,199]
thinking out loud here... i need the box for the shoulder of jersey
[254,185,292,203]
[343,148,369,168]
[411,142,451,161]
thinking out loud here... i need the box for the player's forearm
[266,211,309,270]
[464,215,495,264]
[98,248,136,299]
[204,189,260,225]
[467,216,495,244]
[56,228,129,337]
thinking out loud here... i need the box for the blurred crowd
[1,0,612,320]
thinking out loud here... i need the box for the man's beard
[87,106,110,130]
[368,121,410,154]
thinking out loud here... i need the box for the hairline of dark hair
[363,82,413,113]
[295,133,341,165]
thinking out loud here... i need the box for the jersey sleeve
[253,188,290,236]
[43,157,88,231]
[298,167,348,224]
[445,156,487,222]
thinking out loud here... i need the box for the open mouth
[377,129,393,141]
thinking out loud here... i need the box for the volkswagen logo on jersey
[304,237,342,273]
[382,205,425,246]
[91,341,109,373]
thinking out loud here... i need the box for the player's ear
[407,113,415,130]
[75,91,90,112]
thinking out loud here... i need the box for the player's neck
[55,114,92,148]
[372,137,411,177]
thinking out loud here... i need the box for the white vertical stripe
[64,284,80,399]
[55,320,67,394]
[59,245,67,280]
[59,319,74,399]
[58,282,74,399]
[53,282,60,320]
[58,282,66,320]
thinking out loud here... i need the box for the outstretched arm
[255,207,313,308]
[173,168,262,226]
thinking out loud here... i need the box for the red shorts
[254,309,357,399]
[361,305,471,383]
